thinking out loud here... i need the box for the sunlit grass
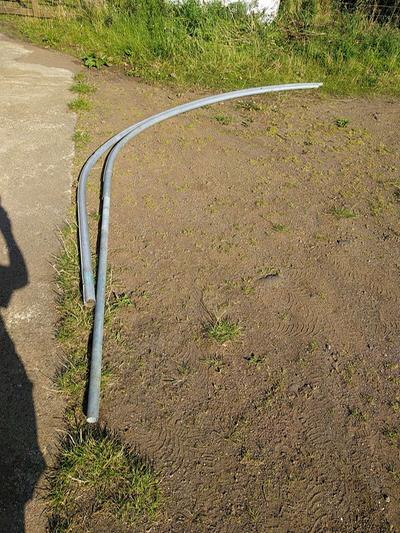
[3,0,399,95]
[48,426,160,530]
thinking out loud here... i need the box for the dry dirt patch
[77,70,400,532]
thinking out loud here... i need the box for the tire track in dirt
[259,286,324,343]
[250,345,391,532]
[327,247,400,344]
[282,351,349,531]
[133,416,187,477]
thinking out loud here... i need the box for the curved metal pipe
[81,82,322,423]
[78,83,322,306]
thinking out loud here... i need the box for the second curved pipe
[82,82,322,422]
[78,83,322,306]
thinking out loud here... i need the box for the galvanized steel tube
[81,82,322,423]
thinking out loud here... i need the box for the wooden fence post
[31,0,40,16]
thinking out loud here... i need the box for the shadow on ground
[0,203,44,532]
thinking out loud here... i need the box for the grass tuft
[68,97,92,112]
[72,129,90,146]
[54,224,92,404]
[48,426,160,530]
[272,223,289,232]
[70,73,96,95]
[215,114,232,125]
[335,118,350,128]
[236,99,262,111]
[203,355,225,372]
[331,206,357,219]
[205,317,241,344]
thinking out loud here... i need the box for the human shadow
[0,204,45,532]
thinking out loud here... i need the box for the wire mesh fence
[0,0,78,17]
[0,0,399,22]
[0,0,60,17]
[340,0,400,24]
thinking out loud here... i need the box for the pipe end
[87,416,98,424]
[83,272,96,306]
[84,298,96,308]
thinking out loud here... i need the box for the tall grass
[4,0,399,92]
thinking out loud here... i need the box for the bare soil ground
[79,70,400,532]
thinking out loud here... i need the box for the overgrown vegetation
[2,0,399,95]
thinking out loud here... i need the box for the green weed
[369,195,387,216]
[72,129,90,146]
[389,399,400,413]
[177,361,191,376]
[307,339,319,353]
[205,317,241,344]
[244,353,263,366]
[82,52,111,69]
[203,355,225,372]
[347,406,366,422]
[342,361,356,384]
[164,361,191,385]
[257,382,282,409]
[241,277,255,295]
[331,206,357,219]
[272,223,289,232]
[68,97,92,112]
[386,464,400,482]
[383,425,400,444]
[257,266,280,277]
[107,291,134,315]
[215,114,232,125]
[335,118,350,128]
